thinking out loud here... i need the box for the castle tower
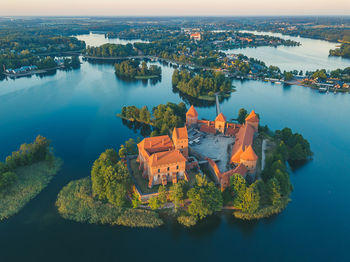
[240,145,258,173]
[172,126,188,158]
[215,113,226,133]
[186,105,198,126]
[245,110,259,131]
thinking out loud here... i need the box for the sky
[1,0,349,16]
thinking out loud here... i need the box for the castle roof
[232,163,248,177]
[245,110,259,122]
[173,126,188,140]
[186,105,198,117]
[230,146,243,163]
[137,135,173,155]
[215,113,227,122]
[240,145,258,161]
[149,150,186,167]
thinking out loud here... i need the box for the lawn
[0,158,62,220]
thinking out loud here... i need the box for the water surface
[0,38,350,262]
[225,30,350,72]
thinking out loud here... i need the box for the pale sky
[1,0,349,16]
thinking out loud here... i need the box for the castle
[137,105,259,190]
[137,127,189,188]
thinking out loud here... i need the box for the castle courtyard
[190,133,234,173]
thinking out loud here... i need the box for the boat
[318,87,327,93]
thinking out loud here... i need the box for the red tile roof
[138,135,173,154]
[186,105,198,117]
[245,110,259,123]
[173,126,188,140]
[215,113,227,122]
[240,145,258,161]
[149,150,186,167]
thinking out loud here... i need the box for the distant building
[186,105,198,126]
[190,33,201,41]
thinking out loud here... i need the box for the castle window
[167,167,170,171]
[176,165,179,170]
[158,169,160,173]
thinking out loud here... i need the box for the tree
[230,174,247,208]
[131,191,141,208]
[267,178,282,207]
[149,196,161,210]
[187,175,223,220]
[284,71,293,81]
[157,185,168,207]
[118,145,127,159]
[237,108,248,124]
[241,181,260,214]
[275,169,291,197]
[170,181,186,210]
[91,149,129,207]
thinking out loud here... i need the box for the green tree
[157,185,168,207]
[131,191,142,208]
[170,181,186,210]
[187,175,223,220]
[119,145,127,159]
[241,181,260,214]
[0,171,17,191]
[237,108,248,124]
[267,178,282,207]
[230,174,247,208]
[149,196,161,210]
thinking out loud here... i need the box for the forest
[172,69,233,99]
[114,60,161,79]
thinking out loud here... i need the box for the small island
[172,69,233,101]
[56,104,312,228]
[115,60,161,80]
[0,135,61,220]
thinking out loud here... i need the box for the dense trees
[330,44,350,58]
[169,180,186,210]
[187,175,223,220]
[91,149,130,207]
[85,43,136,57]
[172,69,232,98]
[275,127,313,161]
[120,102,187,135]
[0,135,55,193]
[115,60,161,79]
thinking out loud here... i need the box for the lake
[75,32,148,47]
[225,30,350,72]
[0,35,350,262]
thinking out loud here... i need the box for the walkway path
[215,93,221,116]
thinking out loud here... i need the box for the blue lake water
[0,35,350,261]
[225,30,350,72]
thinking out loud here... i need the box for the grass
[56,177,164,228]
[233,198,290,220]
[0,158,62,221]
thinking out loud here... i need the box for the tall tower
[186,105,198,126]
[215,113,227,133]
[172,126,188,158]
[245,110,259,131]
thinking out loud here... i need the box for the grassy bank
[233,198,290,220]
[0,158,62,221]
[56,177,164,228]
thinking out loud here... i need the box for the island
[172,69,233,101]
[115,60,161,80]
[56,104,312,227]
[0,135,61,220]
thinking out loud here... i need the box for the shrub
[177,215,197,227]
